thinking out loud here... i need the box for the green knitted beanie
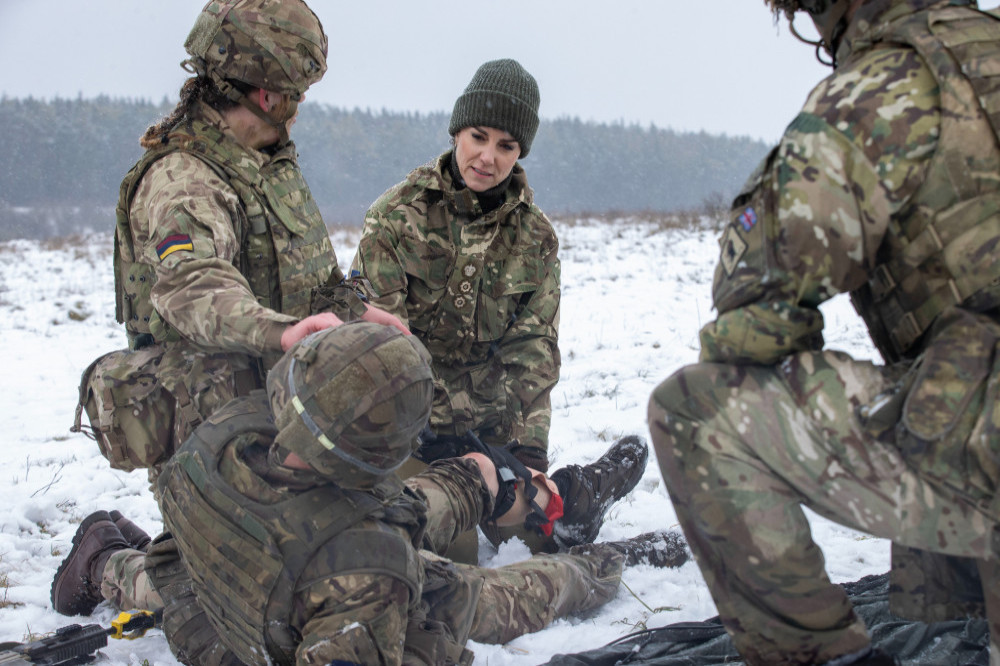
[448,59,540,157]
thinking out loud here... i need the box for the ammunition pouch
[71,345,193,472]
[308,273,369,320]
[404,554,479,666]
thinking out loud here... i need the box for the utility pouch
[404,554,478,666]
[71,345,178,471]
[403,617,473,666]
[309,279,368,320]
[898,309,1000,504]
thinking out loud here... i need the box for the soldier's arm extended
[699,48,937,365]
[349,204,411,327]
[136,154,297,355]
[294,574,411,666]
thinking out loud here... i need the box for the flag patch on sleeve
[739,207,757,231]
[156,234,194,261]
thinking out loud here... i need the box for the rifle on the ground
[0,610,159,665]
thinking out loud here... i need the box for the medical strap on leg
[462,432,550,532]
[414,427,552,533]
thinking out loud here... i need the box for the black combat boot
[109,510,152,552]
[601,530,689,569]
[549,435,649,548]
[51,510,130,616]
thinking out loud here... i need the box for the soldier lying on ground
[55,322,687,665]
[55,357,654,618]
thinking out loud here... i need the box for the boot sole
[554,436,650,547]
[606,435,649,501]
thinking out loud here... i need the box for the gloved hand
[413,426,472,463]
[510,444,549,473]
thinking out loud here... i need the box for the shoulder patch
[720,225,748,278]
[738,207,757,231]
[156,234,194,261]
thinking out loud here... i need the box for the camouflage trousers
[101,547,163,611]
[411,458,622,645]
[648,350,999,666]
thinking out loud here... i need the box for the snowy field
[0,219,888,665]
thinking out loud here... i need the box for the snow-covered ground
[0,219,889,665]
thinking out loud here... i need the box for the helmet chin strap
[182,58,298,145]
[789,14,836,67]
[785,0,853,69]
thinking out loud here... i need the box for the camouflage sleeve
[294,573,411,666]
[136,153,294,354]
[497,233,561,452]
[700,48,937,364]
[350,200,411,327]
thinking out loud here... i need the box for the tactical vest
[114,118,336,350]
[157,392,423,666]
[850,5,1000,362]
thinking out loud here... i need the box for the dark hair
[139,76,249,148]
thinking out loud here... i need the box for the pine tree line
[0,96,768,240]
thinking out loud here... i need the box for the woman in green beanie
[350,58,648,558]
[350,58,558,475]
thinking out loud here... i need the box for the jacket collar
[419,150,534,218]
[836,0,976,64]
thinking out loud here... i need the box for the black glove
[414,426,475,463]
[510,444,549,473]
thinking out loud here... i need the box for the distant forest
[0,96,769,240]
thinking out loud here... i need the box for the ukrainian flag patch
[156,234,194,261]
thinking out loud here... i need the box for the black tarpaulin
[543,574,990,665]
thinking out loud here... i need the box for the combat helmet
[766,0,855,66]
[181,0,328,142]
[267,322,434,490]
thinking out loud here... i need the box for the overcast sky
[6,2,995,143]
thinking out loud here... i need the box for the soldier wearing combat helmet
[52,0,406,618]
[88,323,688,665]
[649,0,1000,664]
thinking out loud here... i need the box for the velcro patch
[156,234,194,261]
[720,225,748,278]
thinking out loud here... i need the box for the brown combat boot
[108,510,151,552]
[51,510,129,616]
[549,435,649,548]
[601,530,689,569]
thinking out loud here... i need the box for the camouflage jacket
[118,102,341,358]
[350,151,561,455]
[700,0,1000,620]
[114,103,359,444]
